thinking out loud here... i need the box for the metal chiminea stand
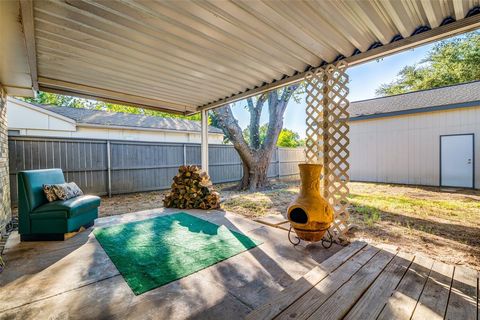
[288,226,334,248]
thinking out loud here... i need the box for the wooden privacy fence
[8,136,305,205]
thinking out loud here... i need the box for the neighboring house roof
[349,80,480,121]
[30,103,223,134]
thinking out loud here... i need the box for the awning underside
[3,0,480,114]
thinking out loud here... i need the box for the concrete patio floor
[0,208,343,319]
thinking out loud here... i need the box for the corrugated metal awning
[3,0,480,114]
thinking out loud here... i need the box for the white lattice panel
[304,61,350,239]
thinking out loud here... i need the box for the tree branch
[262,84,299,152]
[213,105,253,163]
[248,95,266,150]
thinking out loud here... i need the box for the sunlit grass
[348,192,480,224]
[221,188,298,218]
[353,204,382,226]
[222,183,480,226]
[222,194,273,217]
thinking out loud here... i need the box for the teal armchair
[18,169,100,241]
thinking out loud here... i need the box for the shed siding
[349,106,480,188]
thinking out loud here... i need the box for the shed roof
[35,103,223,134]
[349,80,480,120]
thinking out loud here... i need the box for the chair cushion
[18,169,66,211]
[32,195,101,218]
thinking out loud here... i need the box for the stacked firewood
[163,165,220,210]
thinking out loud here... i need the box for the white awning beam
[38,77,193,115]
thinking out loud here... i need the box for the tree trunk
[238,151,273,191]
[212,84,299,191]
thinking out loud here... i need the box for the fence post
[107,140,112,197]
[277,147,281,178]
[183,143,187,165]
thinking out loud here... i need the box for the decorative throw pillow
[43,184,58,202]
[69,182,84,197]
[52,182,84,201]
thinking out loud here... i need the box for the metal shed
[349,81,480,189]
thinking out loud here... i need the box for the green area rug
[94,212,261,295]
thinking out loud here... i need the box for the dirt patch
[98,190,169,217]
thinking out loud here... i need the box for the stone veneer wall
[0,86,11,235]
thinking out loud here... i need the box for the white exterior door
[440,134,474,188]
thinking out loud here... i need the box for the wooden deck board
[306,249,397,320]
[377,255,434,320]
[276,245,380,320]
[343,251,414,320]
[246,244,479,320]
[411,261,454,320]
[445,266,478,320]
[245,241,367,320]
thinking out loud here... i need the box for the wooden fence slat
[8,137,304,204]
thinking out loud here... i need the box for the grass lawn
[220,181,480,271]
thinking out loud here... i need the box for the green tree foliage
[376,31,480,96]
[22,91,200,120]
[24,91,92,108]
[242,124,304,148]
[277,128,305,148]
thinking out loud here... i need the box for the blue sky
[229,42,434,138]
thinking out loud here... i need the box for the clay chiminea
[286,163,334,242]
